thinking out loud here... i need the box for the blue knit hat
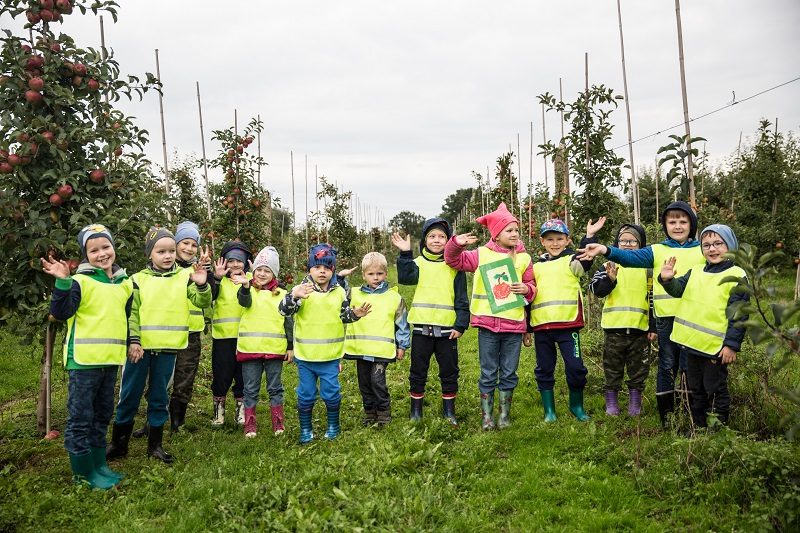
[174,221,201,245]
[540,218,569,236]
[308,243,337,270]
[77,223,114,258]
[700,224,738,251]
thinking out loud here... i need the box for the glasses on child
[618,239,638,246]
[701,241,726,250]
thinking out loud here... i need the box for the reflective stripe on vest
[293,286,346,361]
[530,255,582,327]
[407,257,457,326]
[670,266,745,355]
[65,275,132,366]
[470,246,530,321]
[600,265,649,330]
[345,287,402,359]
[651,244,704,318]
[135,268,192,350]
[237,287,288,354]
[212,275,249,339]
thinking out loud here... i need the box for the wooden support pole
[674,0,696,206]
[155,49,169,198]
[542,102,548,191]
[195,82,214,250]
[617,0,640,224]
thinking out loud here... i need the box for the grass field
[1,271,799,531]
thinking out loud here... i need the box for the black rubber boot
[169,399,186,433]
[106,422,134,460]
[147,425,174,464]
[410,396,423,422]
[656,393,675,428]
[132,422,149,439]
[442,397,458,426]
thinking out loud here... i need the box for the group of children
[43,198,747,490]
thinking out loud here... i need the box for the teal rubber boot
[568,388,591,421]
[90,446,124,483]
[298,404,314,444]
[540,390,557,423]
[324,403,341,440]
[69,452,116,490]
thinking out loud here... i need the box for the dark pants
[64,367,117,456]
[171,332,202,405]
[477,329,522,393]
[602,329,650,392]
[116,350,176,427]
[241,358,284,408]
[655,317,688,394]
[686,350,730,426]
[356,359,391,411]
[408,333,459,396]
[534,328,588,391]
[211,338,243,399]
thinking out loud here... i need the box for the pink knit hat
[476,202,519,240]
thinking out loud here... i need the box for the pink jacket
[444,236,537,334]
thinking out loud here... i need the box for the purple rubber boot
[628,389,642,417]
[605,390,620,416]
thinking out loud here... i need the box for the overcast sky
[4,1,799,225]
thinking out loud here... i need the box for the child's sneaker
[375,409,391,427]
[244,407,257,438]
[362,409,377,426]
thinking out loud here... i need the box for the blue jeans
[477,329,522,394]
[295,359,341,409]
[115,350,176,427]
[241,359,285,408]
[655,317,687,394]
[64,367,117,456]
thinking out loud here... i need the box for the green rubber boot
[568,388,591,421]
[69,452,116,490]
[90,446,124,484]
[540,390,557,423]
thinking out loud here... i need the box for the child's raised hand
[214,257,228,278]
[291,282,314,300]
[230,272,249,288]
[605,261,618,281]
[585,216,607,238]
[353,301,372,317]
[190,262,208,285]
[40,256,71,279]
[127,344,144,363]
[575,243,608,261]
[391,232,411,252]
[338,266,357,277]
[199,245,212,267]
[454,232,478,247]
[660,256,677,281]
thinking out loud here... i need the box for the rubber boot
[169,398,182,433]
[211,397,225,427]
[147,425,174,463]
[656,392,675,428]
[244,406,257,438]
[271,404,285,435]
[106,422,134,460]
[376,409,392,427]
[442,397,458,426]
[480,392,495,431]
[628,389,642,417]
[235,398,245,426]
[69,452,116,490]
[497,390,513,429]
[362,409,377,427]
[409,396,423,422]
[298,404,314,444]
[540,390,557,422]
[568,388,591,421]
[132,422,149,439]
[91,446,124,484]
[324,403,341,440]
[605,390,620,416]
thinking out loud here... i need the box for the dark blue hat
[308,243,337,270]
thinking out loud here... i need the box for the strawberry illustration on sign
[492,272,512,299]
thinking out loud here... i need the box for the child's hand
[391,232,411,252]
[720,346,737,364]
[575,243,608,261]
[353,302,372,317]
[454,233,478,247]
[449,330,462,340]
[199,245,212,267]
[338,360,343,373]
[230,273,249,288]
[40,256,71,279]
[660,256,677,281]
[647,332,658,343]
[190,262,208,285]
[509,282,527,295]
[396,348,405,360]
[292,282,314,299]
[585,216,607,238]
[523,332,532,347]
[605,261,618,281]
[285,350,293,363]
[128,344,144,363]
[214,257,229,278]
[338,266,357,277]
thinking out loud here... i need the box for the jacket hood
[613,224,647,248]
[661,201,698,240]
[220,241,253,271]
[419,217,452,253]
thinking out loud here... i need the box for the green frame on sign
[478,256,526,314]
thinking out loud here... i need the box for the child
[210,241,252,426]
[589,224,656,416]
[658,224,748,428]
[106,227,211,463]
[343,252,411,427]
[279,243,370,443]
[530,216,605,422]
[393,218,469,425]
[234,246,293,437]
[445,203,536,430]
[43,224,132,489]
[577,201,704,425]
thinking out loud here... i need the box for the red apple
[71,63,87,76]
[71,76,83,87]
[236,145,243,154]
[28,77,44,91]
[49,193,63,206]
[56,0,72,14]
[41,131,55,143]
[227,149,235,157]
[56,183,73,199]
[50,42,61,53]
[26,142,39,156]
[0,162,12,174]
[776,242,784,249]
[40,0,55,9]
[111,122,121,130]
[17,132,30,142]
[26,11,41,24]
[21,44,32,54]
[87,78,99,91]
[25,90,43,104]
[88,169,105,183]
[7,154,22,166]
[39,9,54,22]
[113,147,123,157]
[25,56,44,70]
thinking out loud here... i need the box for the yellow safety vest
[135,268,192,350]
[600,265,649,331]
[212,275,250,339]
[530,255,582,327]
[293,286,346,362]
[345,287,402,359]
[651,243,705,318]
[237,287,288,354]
[670,266,746,355]
[470,246,530,322]
[407,257,457,326]
[180,268,206,333]
[64,275,133,366]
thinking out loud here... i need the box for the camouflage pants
[602,329,650,392]
[170,332,202,405]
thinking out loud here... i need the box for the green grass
[1,272,799,531]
